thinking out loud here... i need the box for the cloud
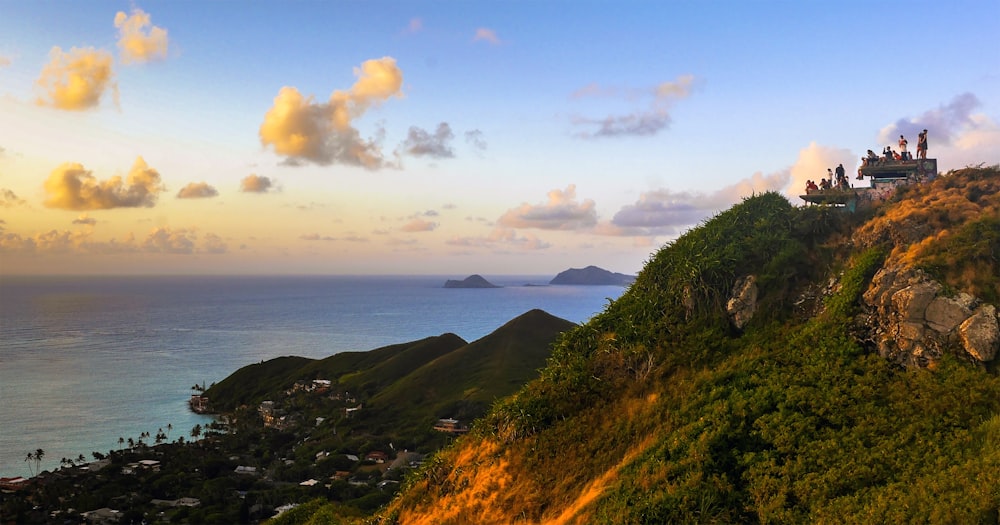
[1,188,27,208]
[400,218,438,232]
[498,185,597,230]
[786,142,854,200]
[0,226,225,255]
[72,214,96,225]
[300,233,369,242]
[114,8,169,64]
[143,227,227,254]
[0,55,10,67]
[465,130,487,152]
[571,74,696,139]
[43,156,165,210]
[473,28,501,45]
[446,226,550,251]
[176,182,219,199]
[259,57,404,168]
[240,174,276,193]
[404,18,423,34]
[607,169,791,236]
[401,122,454,158]
[35,47,117,110]
[877,93,1000,170]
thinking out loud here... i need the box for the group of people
[860,129,929,168]
[804,163,850,193]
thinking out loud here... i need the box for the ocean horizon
[0,274,627,477]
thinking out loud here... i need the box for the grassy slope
[369,166,1000,524]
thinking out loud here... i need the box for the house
[189,395,210,413]
[138,459,161,471]
[299,479,320,487]
[433,417,469,434]
[0,476,28,491]
[234,465,258,475]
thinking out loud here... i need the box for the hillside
[331,165,1000,524]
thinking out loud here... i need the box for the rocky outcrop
[858,266,1000,367]
[726,275,758,330]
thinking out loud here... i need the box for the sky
[0,1,997,276]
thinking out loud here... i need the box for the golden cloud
[259,57,404,168]
[114,8,170,64]
[35,46,117,110]
[240,174,275,193]
[176,182,219,199]
[498,185,597,230]
[43,156,165,210]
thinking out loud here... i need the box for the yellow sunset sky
[1,1,998,275]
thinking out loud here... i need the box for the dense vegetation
[0,310,576,523]
[372,166,1000,524]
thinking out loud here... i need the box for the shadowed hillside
[338,165,1000,524]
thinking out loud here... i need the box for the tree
[118,436,125,451]
[34,448,44,474]
[191,424,202,441]
[25,452,35,476]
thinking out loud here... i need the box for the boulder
[925,296,972,334]
[959,305,999,362]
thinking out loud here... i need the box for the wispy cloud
[446,226,550,251]
[400,122,454,158]
[1,188,27,208]
[72,214,96,225]
[259,57,404,168]
[400,217,438,232]
[498,185,597,230]
[473,27,502,45]
[571,74,696,139]
[43,157,165,210]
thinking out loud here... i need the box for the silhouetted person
[917,129,928,159]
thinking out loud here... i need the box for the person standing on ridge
[899,134,908,160]
[917,129,928,159]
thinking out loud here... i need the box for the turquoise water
[0,275,624,477]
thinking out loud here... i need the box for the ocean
[0,275,626,477]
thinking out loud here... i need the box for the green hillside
[345,165,1000,524]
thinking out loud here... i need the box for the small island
[443,274,501,288]
[550,265,635,286]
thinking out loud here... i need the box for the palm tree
[118,436,125,451]
[25,452,35,476]
[33,449,44,474]
[190,424,202,441]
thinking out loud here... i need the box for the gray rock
[726,275,758,330]
[959,305,999,362]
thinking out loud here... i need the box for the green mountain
[337,165,1000,524]
[204,309,576,445]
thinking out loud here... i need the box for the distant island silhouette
[550,265,635,286]
[443,275,501,288]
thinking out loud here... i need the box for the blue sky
[1,1,998,275]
